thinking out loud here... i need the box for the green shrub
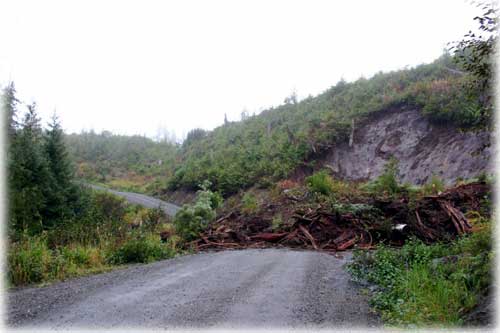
[306,170,334,195]
[241,193,259,215]
[416,77,485,128]
[173,207,212,242]
[173,180,221,242]
[110,234,171,264]
[361,157,401,197]
[91,191,127,221]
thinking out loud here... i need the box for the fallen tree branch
[299,224,318,250]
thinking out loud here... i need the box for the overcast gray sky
[0,0,483,141]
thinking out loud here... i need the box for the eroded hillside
[322,106,491,185]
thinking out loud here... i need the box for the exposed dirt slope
[323,107,491,185]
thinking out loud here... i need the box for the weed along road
[87,184,181,217]
[8,249,379,329]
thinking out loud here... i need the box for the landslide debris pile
[192,182,490,252]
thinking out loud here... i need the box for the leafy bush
[361,157,401,197]
[306,170,334,195]
[91,191,127,221]
[241,193,259,215]
[110,233,171,264]
[173,181,221,242]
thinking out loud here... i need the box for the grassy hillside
[166,54,485,195]
[65,131,178,193]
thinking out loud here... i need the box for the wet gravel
[7,249,380,329]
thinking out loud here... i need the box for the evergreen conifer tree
[9,102,51,234]
[2,82,19,140]
[43,113,79,224]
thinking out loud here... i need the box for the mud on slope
[323,106,492,185]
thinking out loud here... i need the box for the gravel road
[8,249,379,329]
[87,184,181,217]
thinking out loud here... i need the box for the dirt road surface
[8,249,379,329]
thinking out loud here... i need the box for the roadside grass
[7,191,182,287]
[347,219,492,327]
[8,230,181,287]
[7,182,225,287]
[8,234,112,286]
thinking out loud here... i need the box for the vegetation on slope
[65,49,492,198]
[348,222,492,327]
[166,54,488,196]
[65,131,177,193]
[7,190,180,286]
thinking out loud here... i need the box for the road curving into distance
[87,184,181,217]
[8,248,379,329]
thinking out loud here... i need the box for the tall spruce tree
[2,82,19,140]
[3,82,19,237]
[9,102,51,234]
[43,113,78,224]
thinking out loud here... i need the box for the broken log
[414,210,438,241]
[438,200,472,235]
[337,235,358,251]
[333,230,355,246]
[299,224,319,250]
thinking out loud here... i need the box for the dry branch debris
[190,182,490,252]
